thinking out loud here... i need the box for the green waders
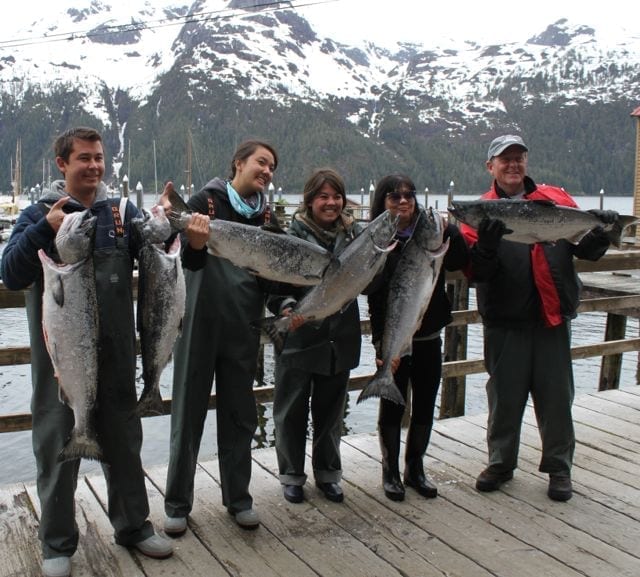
[165,257,263,517]
[28,244,153,560]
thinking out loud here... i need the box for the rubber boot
[404,423,437,498]
[379,425,405,501]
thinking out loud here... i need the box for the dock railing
[1,248,640,434]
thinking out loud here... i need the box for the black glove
[476,217,507,253]
[587,209,619,225]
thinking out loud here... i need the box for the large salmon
[166,189,332,286]
[358,209,449,406]
[38,248,102,462]
[133,206,186,417]
[257,210,398,353]
[448,199,638,247]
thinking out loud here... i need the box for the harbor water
[0,194,638,485]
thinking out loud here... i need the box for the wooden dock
[1,387,639,577]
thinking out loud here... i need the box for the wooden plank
[573,390,640,423]
[584,387,640,411]
[430,416,640,559]
[252,442,489,577]
[199,458,402,577]
[423,434,640,577]
[0,483,41,577]
[461,410,640,519]
[0,289,26,309]
[182,460,321,577]
[24,478,145,577]
[343,433,588,577]
[86,472,208,577]
[144,465,240,577]
[0,347,30,367]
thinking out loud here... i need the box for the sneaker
[475,467,514,492]
[164,515,187,537]
[234,508,260,530]
[134,534,174,559]
[42,557,71,577]
[548,474,573,502]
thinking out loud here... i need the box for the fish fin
[167,188,190,213]
[58,430,104,463]
[51,274,65,307]
[136,388,164,417]
[260,221,286,234]
[357,371,405,406]
[58,384,70,405]
[251,316,287,355]
[531,199,557,207]
[605,215,640,248]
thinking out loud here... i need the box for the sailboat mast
[186,130,192,198]
[12,139,22,204]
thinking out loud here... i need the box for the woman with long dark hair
[368,174,469,501]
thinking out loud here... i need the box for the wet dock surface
[1,387,639,577]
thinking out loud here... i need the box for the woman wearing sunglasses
[367,174,469,501]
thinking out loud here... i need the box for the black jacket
[368,220,469,350]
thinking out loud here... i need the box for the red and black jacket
[461,176,609,328]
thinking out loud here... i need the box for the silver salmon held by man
[358,209,449,406]
[448,199,639,247]
[38,248,102,462]
[257,210,399,353]
[133,207,186,417]
[166,189,333,286]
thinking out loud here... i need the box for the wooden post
[631,106,640,243]
[599,313,626,390]
[255,343,265,386]
[440,278,469,418]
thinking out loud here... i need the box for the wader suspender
[110,197,128,248]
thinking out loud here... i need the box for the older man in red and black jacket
[460,134,617,502]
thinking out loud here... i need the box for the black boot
[379,426,405,501]
[404,423,437,498]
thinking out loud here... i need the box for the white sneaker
[42,556,71,577]
[234,508,260,529]
[134,534,173,559]
[164,515,187,536]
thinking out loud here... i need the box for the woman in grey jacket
[268,168,362,504]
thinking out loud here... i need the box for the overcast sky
[298,0,639,47]
[5,0,639,48]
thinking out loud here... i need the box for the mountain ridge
[1,0,639,195]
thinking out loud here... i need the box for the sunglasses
[386,190,416,202]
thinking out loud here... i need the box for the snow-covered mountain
[2,0,640,193]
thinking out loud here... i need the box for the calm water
[0,194,638,484]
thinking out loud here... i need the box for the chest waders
[27,199,153,558]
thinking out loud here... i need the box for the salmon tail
[136,388,165,417]
[58,430,104,463]
[251,316,288,355]
[357,372,405,406]
[606,215,640,248]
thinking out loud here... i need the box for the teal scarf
[226,181,264,219]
